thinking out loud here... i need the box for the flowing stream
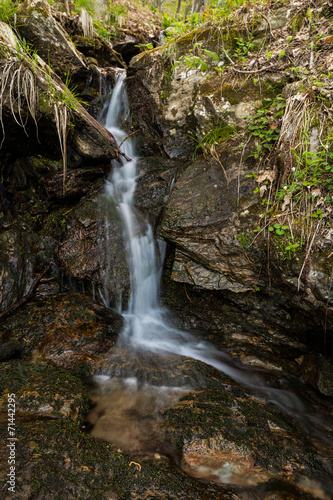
[99,73,307,412]
[89,72,333,490]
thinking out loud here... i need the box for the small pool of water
[87,375,191,454]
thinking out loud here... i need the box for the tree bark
[191,0,205,13]
[176,0,182,15]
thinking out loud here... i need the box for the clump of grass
[0,53,38,148]
[0,0,18,24]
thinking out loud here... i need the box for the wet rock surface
[0,418,233,499]
[0,228,35,313]
[0,360,89,423]
[134,156,186,228]
[0,292,122,370]
[57,194,130,306]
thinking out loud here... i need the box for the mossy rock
[0,418,230,499]
[175,26,242,56]
[201,77,285,107]
[161,384,328,487]
[0,292,122,370]
[0,360,89,423]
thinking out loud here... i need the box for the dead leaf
[282,193,291,211]
[259,185,267,197]
[256,170,275,184]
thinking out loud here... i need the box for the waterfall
[100,73,331,431]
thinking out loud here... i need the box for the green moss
[236,233,253,251]
[290,12,305,35]
[0,360,89,422]
[175,26,241,56]
[41,207,72,238]
[0,416,222,498]
[217,125,239,142]
[263,80,285,99]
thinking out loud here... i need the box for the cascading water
[93,72,333,457]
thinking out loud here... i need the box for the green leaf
[268,227,274,232]
[274,223,281,229]
[203,49,219,61]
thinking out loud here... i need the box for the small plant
[191,122,238,157]
[73,0,95,16]
[285,242,300,257]
[234,37,255,61]
[247,95,286,159]
[135,43,154,51]
[94,21,115,41]
[268,223,289,236]
[0,35,39,149]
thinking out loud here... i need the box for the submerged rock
[161,373,333,495]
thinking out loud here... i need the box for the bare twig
[115,129,139,158]
[222,48,285,74]
[297,222,321,291]
[260,13,276,40]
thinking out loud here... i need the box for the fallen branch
[115,130,139,162]
[117,150,132,162]
[0,261,54,325]
[260,13,276,40]
[116,129,139,156]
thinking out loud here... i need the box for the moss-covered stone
[0,418,229,499]
[0,292,122,370]
[0,360,89,423]
[161,382,327,486]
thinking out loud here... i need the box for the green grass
[0,0,18,24]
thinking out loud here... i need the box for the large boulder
[0,21,117,164]
[57,195,130,308]
[16,0,88,82]
[160,146,259,293]
[0,361,89,423]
